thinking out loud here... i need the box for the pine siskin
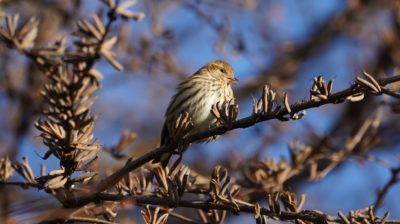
[153,60,238,167]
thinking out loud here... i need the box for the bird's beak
[229,77,239,84]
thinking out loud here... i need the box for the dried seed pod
[44,175,67,189]
[211,102,222,120]
[356,76,381,94]
[363,71,381,93]
[254,98,263,114]
[296,194,306,212]
[338,211,351,224]
[309,76,334,101]
[346,92,365,102]
[116,0,145,21]
[327,79,334,95]
[283,92,291,114]
[168,112,193,145]
[0,157,14,181]
[114,130,137,153]
[211,100,239,128]
[262,85,269,113]
[48,169,65,176]
[154,165,169,192]
[381,212,390,223]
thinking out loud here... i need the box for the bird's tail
[152,152,172,167]
[153,122,172,167]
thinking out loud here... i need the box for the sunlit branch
[96,74,400,191]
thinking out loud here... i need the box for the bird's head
[204,60,238,85]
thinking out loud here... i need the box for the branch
[373,166,400,212]
[70,193,400,224]
[0,181,40,188]
[39,216,117,224]
[96,75,400,191]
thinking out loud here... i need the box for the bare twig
[373,166,400,212]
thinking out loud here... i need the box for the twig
[148,206,197,224]
[381,88,400,99]
[373,166,400,212]
[0,181,40,188]
[39,216,117,224]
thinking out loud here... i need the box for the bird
[153,60,238,167]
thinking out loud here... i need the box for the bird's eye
[220,68,226,74]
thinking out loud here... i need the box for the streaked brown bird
[153,60,238,167]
